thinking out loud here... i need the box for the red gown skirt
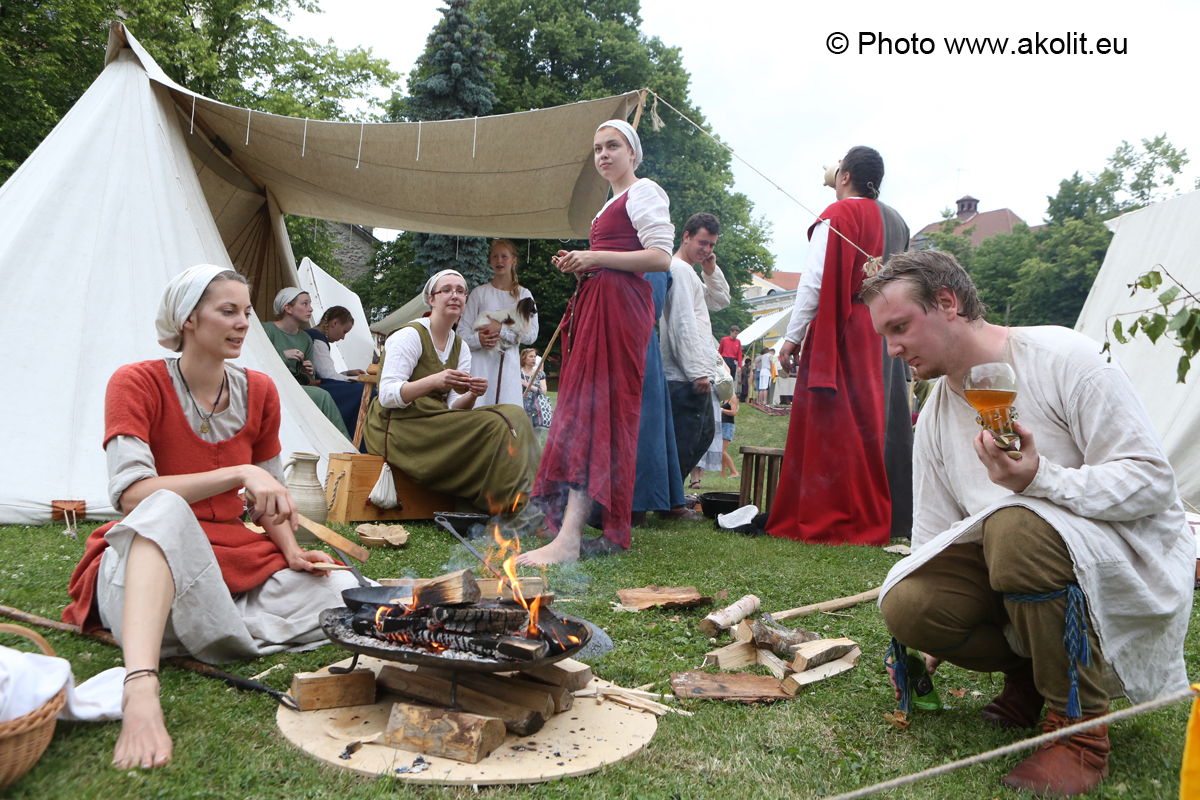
[532,269,653,547]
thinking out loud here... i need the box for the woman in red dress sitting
[518,120,674,565]
[63,264,356,769]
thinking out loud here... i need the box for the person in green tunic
[365,269,538,515]
[262,287,352,439]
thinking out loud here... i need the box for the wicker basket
[0,623,67,791]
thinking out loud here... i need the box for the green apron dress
[364,322,537,514]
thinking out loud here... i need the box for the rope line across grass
[823,685,1199,800]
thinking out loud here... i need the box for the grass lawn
[1,403,1196,799]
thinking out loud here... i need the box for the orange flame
[484,516,547,638]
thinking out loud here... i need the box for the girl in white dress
[458,239,539,407]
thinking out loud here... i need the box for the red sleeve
[103,362,163,448]
[248,370,283,463]
[806,202,875,391]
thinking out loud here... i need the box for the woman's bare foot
[113,676,173,769]
[516,529,581,565]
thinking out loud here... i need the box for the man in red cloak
[768,146,890,545]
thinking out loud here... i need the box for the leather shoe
[579,535,625,557]
[1001,708,1109,797]
[657,506,701,522]
[980,660,1044,729]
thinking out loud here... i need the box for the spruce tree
[402,0,500,289]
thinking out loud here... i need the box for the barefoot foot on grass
[515,535,580,565]
[113,677,173,769]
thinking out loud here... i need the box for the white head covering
[596,119,643,169]
[273,287,307,317]
[422,269,466,308]
[155,264,235,352]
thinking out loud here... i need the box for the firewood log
[750,614,820,657]
[698,594,761,638]
[383,701,506,764]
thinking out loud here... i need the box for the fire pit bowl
[434,512,489,537]
[698,491,741,519]
[320,605,592,674]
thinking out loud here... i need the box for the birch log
[698,594,761,638]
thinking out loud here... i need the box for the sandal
[688,480,702,489]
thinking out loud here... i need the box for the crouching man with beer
[861,249,1193,797]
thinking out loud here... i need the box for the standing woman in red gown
[518,120,674,564]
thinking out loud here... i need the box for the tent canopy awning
[738,305,794,346]
[370,293,429,337]
[109,23,640,240]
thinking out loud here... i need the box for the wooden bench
[737,446,786,514]
[328,366,451,524]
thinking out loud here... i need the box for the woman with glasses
[363,269,538,514]
[458,239,539,407]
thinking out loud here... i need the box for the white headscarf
[596,119,643,169]
[422,269,466,308]
[155,264,235,352]
[273,287,307,317]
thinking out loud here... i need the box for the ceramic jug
[284,452,327,543]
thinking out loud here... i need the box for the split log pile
[674,590,878,702]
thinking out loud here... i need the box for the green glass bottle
[907,651,942,711]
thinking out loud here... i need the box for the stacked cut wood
[679,592,870,701]
[294,657,595,764]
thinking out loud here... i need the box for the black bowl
[434,512,489,537]
[698,491,741,519]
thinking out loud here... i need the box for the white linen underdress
[879,327,1194,704]
[98,358,358,663]
[458,283,538,407]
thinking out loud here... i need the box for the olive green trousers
[880,507,1108,715]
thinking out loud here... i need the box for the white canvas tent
[1075,190,1200,507]
[297,257,376,373]
[737,305,795,347]
[0,22,641,524]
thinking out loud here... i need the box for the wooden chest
[324,453,451,524]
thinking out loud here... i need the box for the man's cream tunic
[880,326,1193,704]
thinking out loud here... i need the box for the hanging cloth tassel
[885,637,912,715]
[1005,583,1092,719]
[650,94,665,132]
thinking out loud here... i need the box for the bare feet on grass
[113,677,173,769]
[515,529,581,565]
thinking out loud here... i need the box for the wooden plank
[756,648,792,680]
[516,658,593,692]
[769,588,882,622]
[417,670,554,719]
[383,701,506,764]
[790,638,858,672]
[475,577,545,601]
[737,446,787,456]
[296,512,370,563]
[289,669,376,711]
[499,674,574,713]
[700,640,757,670]
[615,586,713,611]
[698,594,760,638]
[376,665,544,736]
[782,647,862,695]
[670,670,791,703]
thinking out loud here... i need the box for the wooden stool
[738,446,786,514]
